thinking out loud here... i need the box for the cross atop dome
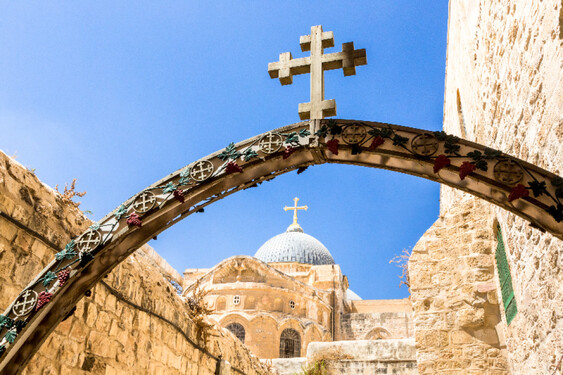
[268,25,367,120]
[284,197,307,232]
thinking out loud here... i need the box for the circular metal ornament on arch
[190,160,215,182]
[76,230,102,253]
[11,290,38,318]
[259,132,284,154]
[410,133,439,156]
[341,123,367,145]
[133,191,157,214]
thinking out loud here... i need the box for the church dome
[254,224,335,265]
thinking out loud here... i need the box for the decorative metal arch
[0,119,561,373]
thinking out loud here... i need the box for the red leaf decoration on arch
[433,154,451,173]
[225,161,243,174]
[173,189,185,203]
[459,161,476,180]
[283,146,295,159]
[127,213,142,228]
[326,139,339,155]
[508,184,529,202]
[369,136,385,150]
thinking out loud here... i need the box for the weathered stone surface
[436,0,562,373]
[0,151,273,375]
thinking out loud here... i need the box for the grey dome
[254,226,335,265]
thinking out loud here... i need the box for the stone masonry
[0,150,272,374]
[437,0,562,373]
[409,198,508,374]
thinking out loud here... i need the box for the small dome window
[289,300,295,309]
[233,295,240,305]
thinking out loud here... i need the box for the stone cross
[268,25,367,120]
[284,197,308,225]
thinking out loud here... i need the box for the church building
[182,198,413,360]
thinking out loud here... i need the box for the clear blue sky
[0,1,449,299]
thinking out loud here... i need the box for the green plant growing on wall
[300,360,327,375]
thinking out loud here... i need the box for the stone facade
[408,0,562,373]
[184,256,414,360]
[0,151,272,374]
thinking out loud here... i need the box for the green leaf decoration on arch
[14,320,27,333]
[314,125,328,138]
[392,134,409,147]
[284,132,299,144]
[298,129,311,137]
[163,182,177,193]
[218,143,241,161]
[434,131,460,155]
[528,181,547,197]
[0,315,14,330]
[114,205,127,220]
[55,247,77,261]
[551,176,563,198]
[328,122,342,135]
[178,168,190,185]
[243,148,258,162]
[484,147,501,159]
[368,127,392,138]
[4,328,17,344]
[42,271,57,287]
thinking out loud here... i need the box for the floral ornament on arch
[225,161,243,174]
[459,161,476,180]
[326,139,339,155]
[173,189,185,203]
[369,136,385,150]
[57,269,71,287]
[36,291,52,311]
[283,146,295,159]
[508,184,529,202]
[127,213,142,228]
[433,154,451,173]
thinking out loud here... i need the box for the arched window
[226,323,245,343]
[279,328,301,358]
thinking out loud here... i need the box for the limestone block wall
[409,198,508,374]
[440,0,562,373]
[340,311,413,340]
[0,151,272,374]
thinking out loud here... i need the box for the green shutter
[495,227,517,325]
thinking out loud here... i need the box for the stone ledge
[307,339,417,361]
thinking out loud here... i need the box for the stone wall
[409,198,508,374]
[0,150,272,374]
[439,0,562,373]
[340,311,413,340]
[271,339,417,375]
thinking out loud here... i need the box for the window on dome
[233,295,240,305]
[289,300,295,309]
[279,328,301,358]
[226,323,245,343]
